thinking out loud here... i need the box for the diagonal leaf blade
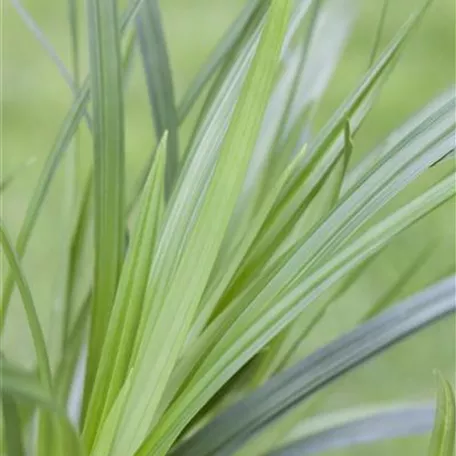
[172,276,455,456]
[108,2,295,454]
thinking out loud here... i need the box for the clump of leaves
[1,0,455,455]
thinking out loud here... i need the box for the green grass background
[2,0,455,454]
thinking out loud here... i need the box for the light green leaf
[1,365,57,413]
[148,173,454,454]
[223,6,426,301]
[362,244,433,321]
[108,2,294,454]
[0,0,144,331]
[61,174,93,353]
[82,0,126,421]
[343,87,455,195]
[137,1,179,197]
[0,221,52,390]
[83,134,167,451]
[1,365,85,456]
[171,276,455,455]
[90,373,133,456]
[55,291,91,408]
[368,0,390,67]
[428,372,456,456]
[10,0,74,91]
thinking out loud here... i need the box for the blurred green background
[2,0,455,454]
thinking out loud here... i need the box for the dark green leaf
[1,394,25,456]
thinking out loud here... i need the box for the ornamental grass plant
[1,0,455,455]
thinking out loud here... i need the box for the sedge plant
[1,0,455,455]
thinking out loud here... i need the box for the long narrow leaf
[147,173,454,454]
[82,0,126,420]
[428,372,456,456]
[107,3,294,455]
[0,221,52,390]
[137,1,179,197]
[1,394,25,456]
[223,8,425,300]
[172,276,455,455]
[0,0,145,331]
[83,135,167,450]
[1,365,84,456]
[268,403,434,455]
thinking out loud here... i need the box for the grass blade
[269,403,434,455]
[107,2,294,454]
[10,0,74,90]
[61,174,92,352]
[1,394,25,456]
[82,134,167,451]
[172,276,455,456]
[0,0,144,331]
[428,372,456,456]
[149,173,454,453]
[82,0,126,422]
[137,0,179,197]
[176,0,268,121]
[1,365,57,412]
[223,7,425,297]
[0,221,52,390]
[1,365,84,455]
[362,244,433,321]
[343,88,455,195]
[368,0,390,67]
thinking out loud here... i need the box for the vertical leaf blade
[83,135,167,451]
[137,1,179,197]
[108,2,295,454]
[83,0,126,422]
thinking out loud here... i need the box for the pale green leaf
[428,372,456,456]
[83,134,167,451]
[137,1,179,197]
[171,276,455,455]
[269,403,434,455]
[0,0,145,331]
[83,0,126,421]
[108,3,294,454]
[1,365,84,456]
[368,0,390,67]
[147,173,454,453]
[0,221,52,390]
